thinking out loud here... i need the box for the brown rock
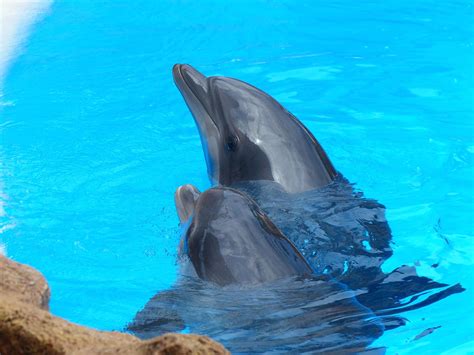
[0,256,229,355]
[0,255,50,310]
[0,295,138,354]
[0,295,229,355]
[79,333,230,355]
[140,333,229,355]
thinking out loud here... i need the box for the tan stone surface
[0,295,138,354]
[0,255,50,310]
[78,333,230,355]
[0,255,229,355]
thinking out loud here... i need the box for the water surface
[1,0,473,353]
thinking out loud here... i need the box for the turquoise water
[1,0,473,352]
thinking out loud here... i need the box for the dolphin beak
[173,64,212,115]
[172,63,219,129]
[173,64,204,92]
[173,64,221,184]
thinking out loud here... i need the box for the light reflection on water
[129,275,385,353]
[128,179,464,353]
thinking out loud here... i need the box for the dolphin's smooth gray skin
[173,64,337,194]
[175,185,313,285]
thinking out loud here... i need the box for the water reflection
[129,275,385,353]
[128,178,464,352]
[233,178,464,317]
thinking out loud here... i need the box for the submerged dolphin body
[129,186,462,351]
[172,64,336,194]
[129,188,385,352]
[128,275,385,353]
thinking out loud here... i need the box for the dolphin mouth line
[173,64,219,130]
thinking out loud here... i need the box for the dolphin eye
[225,135,239,152]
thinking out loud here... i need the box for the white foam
[0,0,52,88]
[0,1,51,239]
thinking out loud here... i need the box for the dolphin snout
[172,64,207,92]
[172,63,214,128]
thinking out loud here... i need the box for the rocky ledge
[0,256,229,355]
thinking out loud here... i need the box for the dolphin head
[173,64,337,193]
[181,186,313,285]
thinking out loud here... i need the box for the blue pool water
[1,0,473,352]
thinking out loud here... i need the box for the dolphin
[172,64,337,194]
[127,65,465,352]
[128,184,463,351]
[128,187,387,352]
[172,64,393,282]
[174,184,313,285]
[171,64,464,326]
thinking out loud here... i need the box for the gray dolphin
[173,64,336,193]
[174,184,313,285]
